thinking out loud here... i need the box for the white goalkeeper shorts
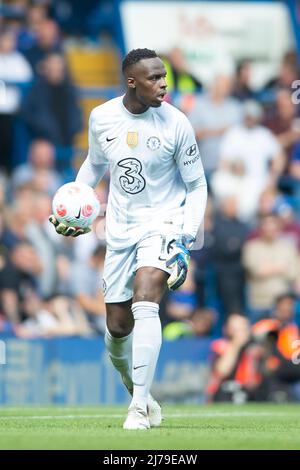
[102,234,176,303]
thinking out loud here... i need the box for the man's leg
[123,267,168,429]
[103,244,136,393]
[105,300,134,393]
[105,298,163,429]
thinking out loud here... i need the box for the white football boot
[147,395,162,427]
[121,376,162,428]
[123,403,150,430]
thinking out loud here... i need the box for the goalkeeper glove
[166,235,195,291]
[48,215,91,237]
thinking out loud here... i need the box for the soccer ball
[52,182,100,229]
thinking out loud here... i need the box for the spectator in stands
[257,187,290,218]
[212,196,248,317]
[25,191,57,298]
[207,313,300,402]
[162,47,203,115]
[163,307,217,340]
[0,1,27,35]
[289,141,300,217]
[272,292,299,360]
[0,204,19,325]
[69,244,107,334]
[264,51,299,96]
[6,183,35,241]
[250,192,300,252]
[273,200,300,253]
[163,47,202,94]
[232,59,256,102]
[211,159,260,223]
[217,100,285,198]
[264,88,300,168]
[188,73,243,178]
[0,206,18,252]
[207,313,261,402]
[17,2,49,51]
[23,18,62,73]
[243,214,299,321]
[252,317,300,401]
[11,139,63,196]
[0,241,42,325]
[21,52,82,147]
[0,26,32,172]
[16,292,92,338]
[0,244,19,326]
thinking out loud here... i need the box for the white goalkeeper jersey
[79,96,205,250]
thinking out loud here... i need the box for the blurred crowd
[1,0,300,401]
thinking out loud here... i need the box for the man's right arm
[75,155,108,188]
[76,109,109,187]
[49,110,108,237]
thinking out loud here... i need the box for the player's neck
[123,93,150,115]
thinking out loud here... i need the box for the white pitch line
[0,414,124,420]
[1,411,300,421]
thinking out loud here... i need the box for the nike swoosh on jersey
[106,136,117,142]
[75,208,81,219]
[133,365,147,370]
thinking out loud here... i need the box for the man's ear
[127,77,136,89]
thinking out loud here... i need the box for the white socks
[104,328,133,392]
[131,301,162,411]
[105,301,162,412]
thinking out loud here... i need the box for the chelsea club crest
[147,136,161,151]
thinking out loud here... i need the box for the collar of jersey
[121,97,152,118]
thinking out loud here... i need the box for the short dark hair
[275,292,297,305]
[122,48,158,74]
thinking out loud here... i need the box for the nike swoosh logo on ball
[75,208,81,219]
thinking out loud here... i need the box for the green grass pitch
[0,404,300,450]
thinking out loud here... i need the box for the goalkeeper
[50,48,207,430]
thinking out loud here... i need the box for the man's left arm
[167,115,207,290]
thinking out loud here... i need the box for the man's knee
[106,301,134,338]
[133,267,168,304]
[133,290,153,303]
[107,322,132,338]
